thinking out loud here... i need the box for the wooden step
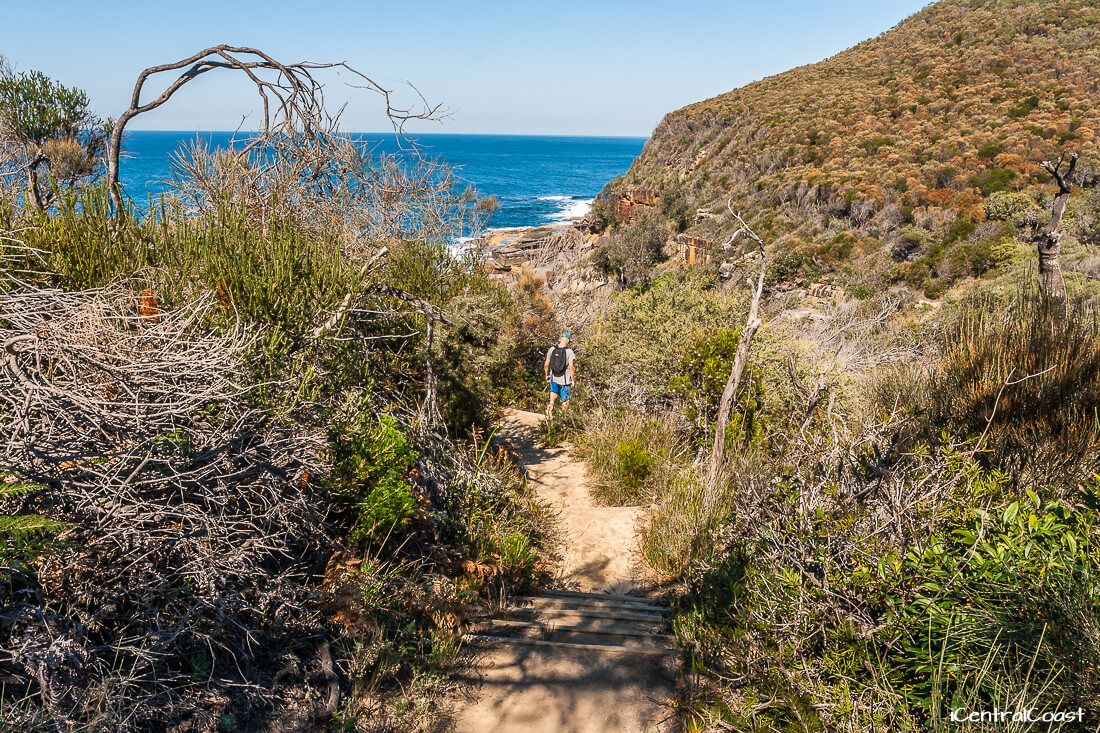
[482,620,672,651]
[487,618,675,642]
[540,589,668,609]
[518,594,667,614]
[464,633,676,657]
[504,605,667,625]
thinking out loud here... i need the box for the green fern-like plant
[0,480,62,568]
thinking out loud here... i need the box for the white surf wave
[544,196,593,223]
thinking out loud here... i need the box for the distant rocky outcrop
[473,224,619,329]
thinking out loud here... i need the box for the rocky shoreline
[470,220,621,328]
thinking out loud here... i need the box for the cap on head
[561,331,572,340]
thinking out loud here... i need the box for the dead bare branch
[106,45,444,211]
[707,202,767,488]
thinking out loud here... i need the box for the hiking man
[544,331,575,418]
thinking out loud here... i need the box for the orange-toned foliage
[612,0,1099,286]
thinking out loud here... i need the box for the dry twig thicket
[0,264,341,726]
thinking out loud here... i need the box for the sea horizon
[118,130,647,229]
[125,129,650,140]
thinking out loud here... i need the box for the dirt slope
[449,410,677,733]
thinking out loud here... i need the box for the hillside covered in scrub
[601,0,1100,297]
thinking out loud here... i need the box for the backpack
[549,346,569,377]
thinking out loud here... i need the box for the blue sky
[0,0,929,137]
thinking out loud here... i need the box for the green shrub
[891,224,933,261]
[943,222,1020,278]
[667,439,1100,729]
[0,67,107,209]
[977,141,1004,160]
[591,208,669,286]
[1007,93,1040,119]
[583,270,746,409]
[765,245,810,286]
[984,190,1038,222]
[23,188,356,340]
[861,135,895,154]
[330,415,420,546]
[877,491,1100,713]
[968,167,1017,196]
[670,328,766,448]
[658,184,692,232]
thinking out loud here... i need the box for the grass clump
[879,291,1100,489]
[575,407,686,506]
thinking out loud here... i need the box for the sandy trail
[450,409,677,733]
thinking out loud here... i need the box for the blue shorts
[550,382,572,401]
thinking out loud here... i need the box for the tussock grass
[877,290,1100,490]
[640,465,738,577]
[574,406,688,506]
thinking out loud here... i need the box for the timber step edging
[518,594,667,613]
[464,633,677,657]
[504,605,668,624]
[538,589,668,607]
[486,618,675,641]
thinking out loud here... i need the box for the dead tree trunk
[707,209,767,488]
[25,155,45,211]
[1032,153,1077,316]
[106,45,438,212]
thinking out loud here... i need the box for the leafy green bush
[658,184,692,232]
[942,222,1021,278]
[984,190,1039,222]
[20,188,356,341]
[0,66,107,209]
[891,224,933,262]
[968,167,1017,196]
[583,270,746,409]
[1007,94,1040,119]
[670,328,766,449]
[666,437,1100,729]
[877,491,1100,713]
[588,193,618,231]
[330,415,420,546]
[591,208,669,286]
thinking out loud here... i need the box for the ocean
[117,131,646,230]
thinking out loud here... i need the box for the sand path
[450,409,678,733]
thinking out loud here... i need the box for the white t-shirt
[546,346,575,385]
